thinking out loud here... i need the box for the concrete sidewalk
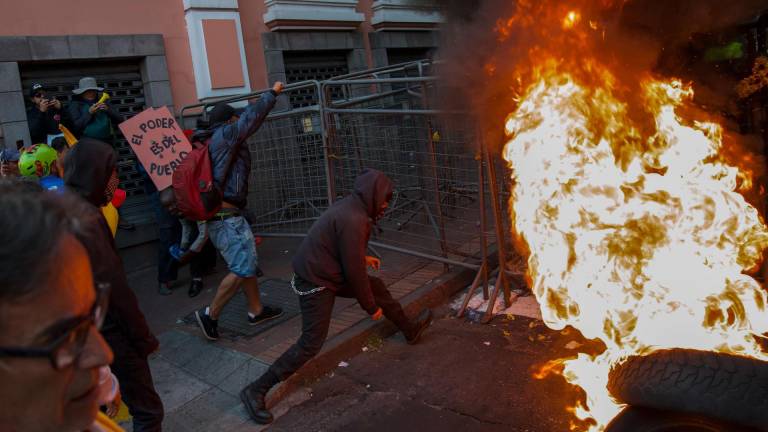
[120,237,476,431]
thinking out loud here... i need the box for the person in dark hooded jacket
[239,168,434,425]
[63,137,164,432]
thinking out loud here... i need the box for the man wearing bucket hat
[68,77,123,143]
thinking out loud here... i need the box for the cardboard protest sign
[119,106,192,190]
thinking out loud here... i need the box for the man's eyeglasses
[33,93,45,99]
[0,283,110,370]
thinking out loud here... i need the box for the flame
[563,11,581,30]
[501,44,768,432]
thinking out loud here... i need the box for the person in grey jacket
[239,168,434,425]
[195,81,285,341]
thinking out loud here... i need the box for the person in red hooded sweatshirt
[239,168,434,425]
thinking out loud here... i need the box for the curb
[267,262,477,406]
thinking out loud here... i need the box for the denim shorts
[207,215,258,278]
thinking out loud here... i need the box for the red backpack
[171,132,246,220]
[171,139,222,220]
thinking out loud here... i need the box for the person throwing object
[194,82,285,340]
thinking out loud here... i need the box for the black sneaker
[248,306,283,326]
[405,309,433,345]
[188,279,203,298]
[195,308,219,341]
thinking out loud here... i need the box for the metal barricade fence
[247,105,329,234]
[322,77,487,270]
[177,63,527,321]
[177,65,518,277]
[179,82,332,235]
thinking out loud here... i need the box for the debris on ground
[451,289,542,323]
[338,361,349,368]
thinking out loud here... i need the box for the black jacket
[64,138,159,356]
[292,169,393,314]
[26,105,67,144]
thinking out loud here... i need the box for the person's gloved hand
[365,256,381,271]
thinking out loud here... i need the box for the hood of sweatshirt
[353,168,393,220]
[63,137,116,208]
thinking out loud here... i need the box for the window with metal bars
[20,60,153,225]
[282,50,350,109]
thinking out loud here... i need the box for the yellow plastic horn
[58,124,78,147]
[97,92,110,105]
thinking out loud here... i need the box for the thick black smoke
[425,0,768,149]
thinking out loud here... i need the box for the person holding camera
[26,83,69,145]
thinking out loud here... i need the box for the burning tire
[605,406,759,432]
[607,349,768,431]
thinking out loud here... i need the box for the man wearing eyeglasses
[26,83,69,145]
[0,181,117,431]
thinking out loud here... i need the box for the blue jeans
[208,215,258,278]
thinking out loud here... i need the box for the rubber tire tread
[607,349,768,431]
[606,406,759,432]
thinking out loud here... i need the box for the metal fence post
[481,136,515,323]
[317,80,335,207]
[321,83,338,203]
[477,146,490,299]
[421,82,450,272]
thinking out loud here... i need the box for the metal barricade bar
[173,66,515,283]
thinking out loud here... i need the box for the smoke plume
[430,0,768,150]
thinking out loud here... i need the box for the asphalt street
[269,304,595,432]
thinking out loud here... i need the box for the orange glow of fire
[498,5,768,430]
[563,11,581,29]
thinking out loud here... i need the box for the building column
[140,56,174,111]
[0,61,29,148]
